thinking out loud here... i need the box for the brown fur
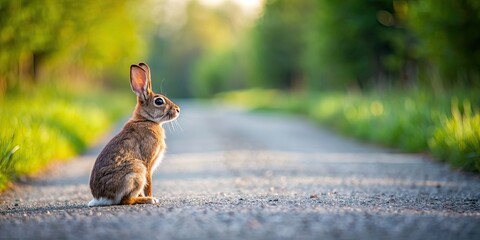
[88,63,179,206]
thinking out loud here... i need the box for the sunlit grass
[307,91,447,152]
[0,85,132,190]
[218,88,480,172]
[429,100,480,171]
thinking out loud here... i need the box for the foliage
[0,0,146,190]
[183,0,480,94]
[0,0,146,94]
[429,100,480,171]
[303,0,413,89]
[0,85,132,190]
[249,0,313,89]
[147,1,250,98]
[141,0,480,97]
[408,0,480,86]
[219,88,480,172]
[193,49,235,98]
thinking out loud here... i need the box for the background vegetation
[171,0,478,172]
[0,86,131,189]
[0,0,142,190]
[1,0,479,190]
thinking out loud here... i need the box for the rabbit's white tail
[88,198,114,207]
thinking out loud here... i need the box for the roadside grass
[0,85,132,190]
[218,88,480,172]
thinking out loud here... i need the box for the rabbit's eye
[154,97,165,106]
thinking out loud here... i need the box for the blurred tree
[303,0,413,90]
[249,0,313,90]
[0,0,145,94]
[148,0,250,98]
[193,49,234,98]
[192,42,249,98]
[409,0,480,87]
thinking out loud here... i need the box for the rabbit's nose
[175,107,180,113]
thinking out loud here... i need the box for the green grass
[218,88,480,172]
[0,85,133,190]
[429,100,480,171]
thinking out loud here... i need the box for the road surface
[1,101,479,239]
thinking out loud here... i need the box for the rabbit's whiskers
[168,119,182,133]
[174,119,183,132]
[168,121,175,133]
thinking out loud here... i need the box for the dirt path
[1,101,479,239]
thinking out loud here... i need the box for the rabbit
[88,63,180,207]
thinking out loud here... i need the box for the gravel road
[1,101,479,240]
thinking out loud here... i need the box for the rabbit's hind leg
[117,172,158,205]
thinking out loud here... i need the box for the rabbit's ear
[138,63,152,92]
[130,65,150,102]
